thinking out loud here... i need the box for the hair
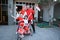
[25,15,28,18]
[26,5,30,8]
[22,5,26,8]
[24,15,28,19]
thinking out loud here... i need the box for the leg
[17,25,20,32]
[31,21,35,33]
[16,25,20,34]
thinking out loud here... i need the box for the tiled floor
[0,25,60,40]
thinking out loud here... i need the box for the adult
[26,5,35,33]
[16,5,27,34]
[11,5,27,34]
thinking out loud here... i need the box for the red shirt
[17,9,26,21]
[20,9,26,15]
[16,9,26,27]
[26,8,34,20]
[16,17,24,21]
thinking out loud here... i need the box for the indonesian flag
[36,5,41,11]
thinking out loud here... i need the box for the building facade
[0,0,39,25]
[0,0,60,25]
[0,0,8,25]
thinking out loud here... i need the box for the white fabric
[20,12,27,18]
[36,6,40,11]
[24,19,28,26]
[24,19,28,24]
[15,13,20,19]
[23,12,27,18]
[11,12,20,19]
[31,20,33,24]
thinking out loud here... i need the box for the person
[18,15,30,38]
[11,5,27,34]
[35,4,41,11]
[26,5,35,33]
[23,15,31,34]
[19,5,27,18]
[17,5,27,35]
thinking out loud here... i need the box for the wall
[8,0,14,25]
[34,4,38,22]
[15,0,38,3]
[43,4,54,22]
[14,2,38,22]
[54,3,60,19]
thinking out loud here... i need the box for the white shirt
[24,19,28,26]
[36,6,40,11]
[16,13,20,19]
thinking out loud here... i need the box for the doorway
[38,10,43,23]
[16,6,22,12]
[0,0,8,25]
[53,3,60,26]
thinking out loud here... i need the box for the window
[0,0,1,4]
[2,0,8,4]
[16,2,35,9]
[29,3,31,5]
[26,3,28,5]
[16,2,18,4]
[19,2,22,4]
[2,0,5,4]
[0,0,8,22]
[23,2,25,4]
[32,3,35,6]
[2,5,8,11]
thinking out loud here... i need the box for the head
[30,6,34,9]
[26,5,30,9]
[22,5,26,10]
[24,15,28,20]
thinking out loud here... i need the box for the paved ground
[0,25,60,40]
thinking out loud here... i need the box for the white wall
[34,4,38,22]
[8,0,14,25]
[43,6,49,22]
[43,4,54,22]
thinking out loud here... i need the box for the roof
[15,0,38,3]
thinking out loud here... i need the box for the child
[23,15,30,34]
[18,15,30,38]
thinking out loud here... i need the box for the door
[0,0,8,25]
[16,6,22,12]
[0,5,2,23]
[38,10,43,23]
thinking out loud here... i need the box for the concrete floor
[0,25,60,40]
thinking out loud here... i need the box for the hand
[31,20,33,24]
[11,15,16,19]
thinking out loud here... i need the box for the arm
[11,15,16,19]
[11,13,20,19]
[23,12,27,18]
[36,6,40,11]
[28,13,32,19]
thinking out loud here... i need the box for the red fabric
[16,17,24,21]
[20,9,26,15]
[18,28,24,34]
[18,26,29,34]
[19,22,24,27]
[18,25,29,34]
[16,17,24,27]
[24,26,29,31]
[17,9,30,34]
[26,8,34,20]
